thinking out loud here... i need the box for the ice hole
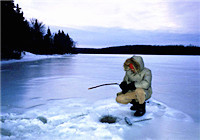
[99,115,117,124]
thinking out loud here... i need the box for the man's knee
[135,88,146,104]
[116,95,131,104]
[135,88,145,94]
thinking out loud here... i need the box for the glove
[119,81,129,94]
[128,82,136,90]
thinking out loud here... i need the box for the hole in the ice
[1,128,12,136]
[99,115,117,124]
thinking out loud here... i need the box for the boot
[130,100,139,111]
[134,102,146,117]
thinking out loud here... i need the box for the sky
[15,0,200,48]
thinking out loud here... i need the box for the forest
[75,45,200,55]
[1,1,76,60]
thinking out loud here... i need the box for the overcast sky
[15,0,200,47]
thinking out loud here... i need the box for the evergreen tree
[44,27,53,54]
[52,30,74,54]
[1,1,30,59]
[66,33,73,53]
[29,18,45,54]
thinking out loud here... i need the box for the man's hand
[128,82,136,90]
[119,81,129,94]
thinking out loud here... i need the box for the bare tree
[30,18,45,35]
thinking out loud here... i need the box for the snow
[1,54,200,139]
[1,52,65,65]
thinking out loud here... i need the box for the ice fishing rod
[88,83,119,90]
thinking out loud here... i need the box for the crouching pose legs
[116,88,146,117]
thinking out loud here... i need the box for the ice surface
[1,54,200,139]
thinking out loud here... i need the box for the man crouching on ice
[116,56,152,117]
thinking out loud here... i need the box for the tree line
[75,45,200,55]
[1,1,76,60]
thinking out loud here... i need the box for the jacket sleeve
[135,69,152,90]
[123,72,129,82]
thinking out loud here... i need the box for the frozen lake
[1,54,200,139]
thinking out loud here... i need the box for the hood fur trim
[123,58,140,72]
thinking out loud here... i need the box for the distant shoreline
[74,45,200,55]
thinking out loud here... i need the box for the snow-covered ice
[1,52,65,65]
[1,54,200,139]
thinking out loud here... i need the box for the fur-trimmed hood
[123,56,144,73]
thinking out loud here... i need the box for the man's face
[129,63,136,73]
